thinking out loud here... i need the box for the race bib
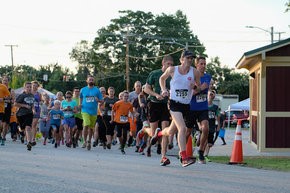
[175,89,188,99]
[208,111,215,119]
[34,102,39,108]
[86,96,95,103]
[52,114,61,120]
[196,94,207,103]
[107,110,112,116]
[120,115,128,123]
[64,111,73,117]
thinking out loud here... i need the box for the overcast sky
[0,0,289,73]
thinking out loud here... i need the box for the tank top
[170,66,194,104]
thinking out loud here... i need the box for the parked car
[225,109,249,128]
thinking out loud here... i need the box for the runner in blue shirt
[80,75,103,150]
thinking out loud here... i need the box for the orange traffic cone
[229,119,243,164]
[186,135,193,157]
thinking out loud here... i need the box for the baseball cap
[181,50,196,58]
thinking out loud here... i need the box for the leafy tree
[70,10,205,93]
[206,57,249,100]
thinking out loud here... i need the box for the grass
[211,156,290,172]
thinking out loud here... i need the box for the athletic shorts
[75,117,83,130]
[147,101,170,123]
[115,122,130,138]
[51,124,60,133]
[169,100,193,129]
[82,112,97,128]
[2,108,11,124]
[62,117,76,128]
[187,110,209,131]
[17,113,33,130]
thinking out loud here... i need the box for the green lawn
[212,156,290,172]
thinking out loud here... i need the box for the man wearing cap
[150,50,201,167]
[188,56,212,164]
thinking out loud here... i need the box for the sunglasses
[66,96,72,98]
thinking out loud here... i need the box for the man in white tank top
[150,50,201,167]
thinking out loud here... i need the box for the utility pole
[5,44,18,80]
[125,26,130,91]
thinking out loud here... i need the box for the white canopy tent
[228,98,250,110]
[14,87,56,99]
[227,98,250,128]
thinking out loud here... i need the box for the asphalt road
[1,138,290,193]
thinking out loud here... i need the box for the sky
[0,0,289,74]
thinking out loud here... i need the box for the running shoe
[106,143,111,149]
[198,151,206,164]
[138,142,146,153]
[150,128,161,146]
[157,144,161,155]
[181,157,196,167]
[1,138,6,146]
[87,142,91,150]
[27,142,32,151]
[82,142,87,148]
[31,141,37,146]
[146,147,151,157]
[205,156,211,162]
[54,142,57,148]
[121,149,126,154]
[168,142,174,150]
[160,157,171,166]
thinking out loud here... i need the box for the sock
[180,151,187,160]
[157,131,163,137]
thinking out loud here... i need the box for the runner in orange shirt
[0,77,11,145]
[111,91,134,154]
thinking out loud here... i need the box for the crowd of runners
[0,50,225,167]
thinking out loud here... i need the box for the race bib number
[86,96,95,103]
[52,114,61,120]
[34,102,39,108]
[120,116,128,123]
[107,110,112,116]
[175,89,188,99]
[64,111,73,117]
[4,103,7,108]
[208,111,215,119]
[196,94,207,103]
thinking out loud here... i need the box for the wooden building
[236,37,290,152]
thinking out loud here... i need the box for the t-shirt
[0,84,10,113]
[73,97,82,119]
[16,92,35,116]
[80,86,103,115]
[61,100,77,118]
[112,100,133,124]
[146,69,170,103]
[104,96,119,116]
[49,109,64,127]
[208,104,220,131]
[190,73,212,111]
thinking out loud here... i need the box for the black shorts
[169,100,193,129]
[2,107,11,124]
[17,113,33,130]
[147,101,170,123]
[115,122,130,138]
[75,117,83,130]
[188,110,209,130]
[103,115,115,136]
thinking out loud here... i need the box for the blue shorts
[62,117,76,128]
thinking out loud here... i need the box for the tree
[70,10,205,93]
[206,57,249,100]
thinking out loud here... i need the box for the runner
[150,50,201,167]
[80,75,103,151]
